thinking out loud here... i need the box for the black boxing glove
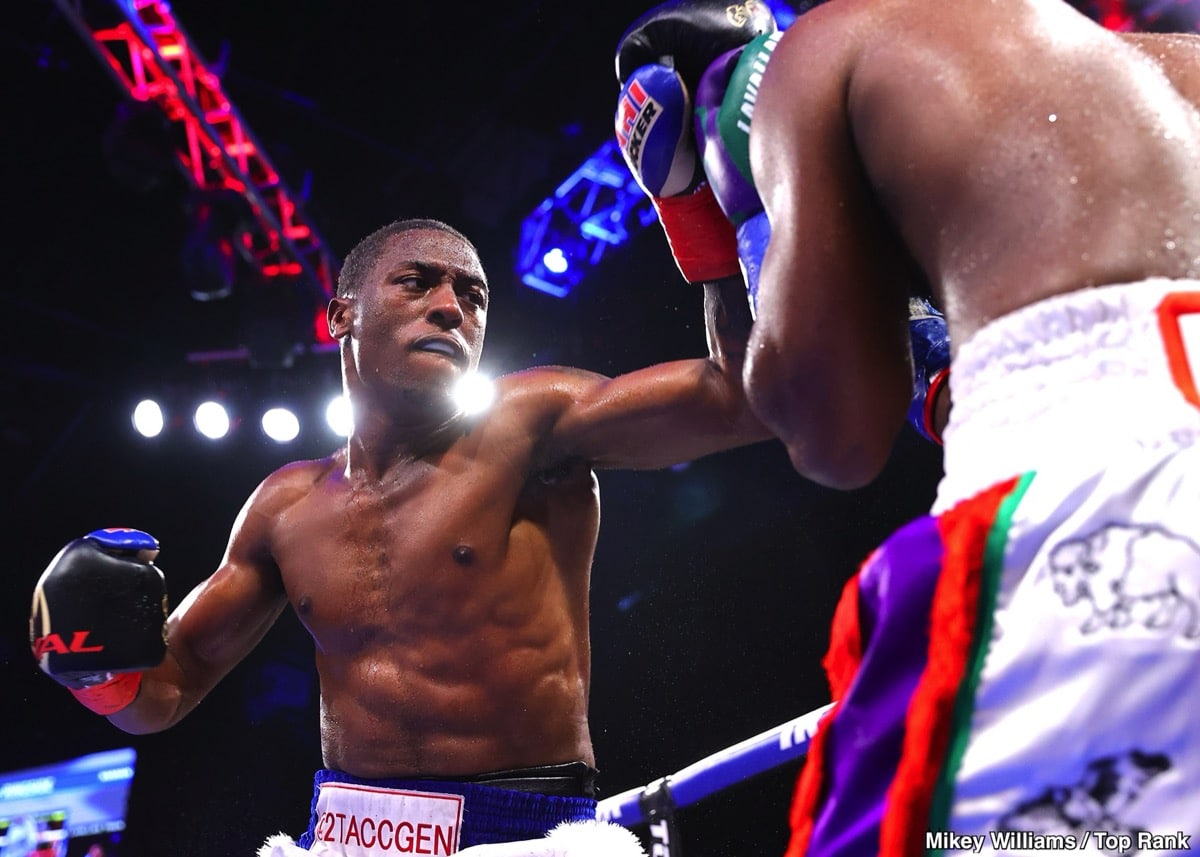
[31,528,167,715]
[615,0,777,91]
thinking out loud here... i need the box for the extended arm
[532,273,769,470]
[524,13,776,471]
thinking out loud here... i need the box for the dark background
[3,1,1191,855]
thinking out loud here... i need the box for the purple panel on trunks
[807,514,945,857]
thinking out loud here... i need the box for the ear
[328,296,352,340]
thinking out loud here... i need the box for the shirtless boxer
[29,216,768,854]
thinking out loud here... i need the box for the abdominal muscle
[311,599,593,779]
[275,434,600,779]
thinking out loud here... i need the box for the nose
[425,281,463,329]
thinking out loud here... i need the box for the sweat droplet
[1048,113,1058,123]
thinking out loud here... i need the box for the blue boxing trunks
[296,762,597,854]
[789,280,1200,856]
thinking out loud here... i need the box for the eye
[466,290,487,308]
[393,274,424,289]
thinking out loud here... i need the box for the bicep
[167,553,287,686]
[532,362,763,470]
[149,497,287,715]
[114,556,286,733]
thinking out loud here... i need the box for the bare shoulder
[767,0,893,62]
[1123,30,1200,55]
[1122,31,1200,107]
[491,364,608,425]
[752,0,876,177]
[245,454,341,517]
[485,365,615,472]
[217,454,341,568]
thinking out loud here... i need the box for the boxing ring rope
[596,702,834,853]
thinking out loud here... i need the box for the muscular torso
[264,406,599,778]
[788,0,1200,348]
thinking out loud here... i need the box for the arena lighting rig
[50,0,1184,446]
[125,370,498,445]
[50,0,339,360]
[48,0,1185,316]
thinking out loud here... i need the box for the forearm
[106,572,285,733]
[744,306,909,489]
[702,275,754,372]
[104,649,196,734]
[701,275,772,438]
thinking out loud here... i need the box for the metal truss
[516,140,656,299]
[51,0,338,352]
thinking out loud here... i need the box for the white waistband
[934,280,1200,513]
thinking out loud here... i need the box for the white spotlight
[325,394,353,437]
[262,407,300,443]
[194,400,231,440]
[132,399,164,438]
[453,372,496,417]
[543,247,569,274]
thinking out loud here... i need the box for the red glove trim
[922,367,950,445]
[653,183,740,283]
[69,672,142,716]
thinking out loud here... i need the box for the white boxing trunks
[790,280,1200,856]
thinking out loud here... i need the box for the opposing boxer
[616,0,1200,852]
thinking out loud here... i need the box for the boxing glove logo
[32,631,105,658]
[30,584,106,666]
[725,1,765,28]
[616,78,661,174]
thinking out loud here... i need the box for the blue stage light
[517,141,655,299]
[543,248,569,274]
[517,3,799,298]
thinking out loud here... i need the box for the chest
[281,462,503,588]
[271,455,594,650]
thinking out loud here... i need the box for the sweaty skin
[102,227,768,779]
[744,0,1200,488]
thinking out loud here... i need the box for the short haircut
[336,218,479,297]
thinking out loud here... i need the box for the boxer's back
[767,0,1200,348]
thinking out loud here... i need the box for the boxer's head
[336,218,480,299]
[330,219,489,411]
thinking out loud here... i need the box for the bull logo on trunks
[997,749,1171,850]
[1047,524,1200,638]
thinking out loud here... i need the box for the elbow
[107,704,172,735]
[743,332,796,442]
[109,716,163,736]
[791,439,891,491]
[744,339,894,489]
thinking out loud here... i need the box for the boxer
[614,0,1200,852]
